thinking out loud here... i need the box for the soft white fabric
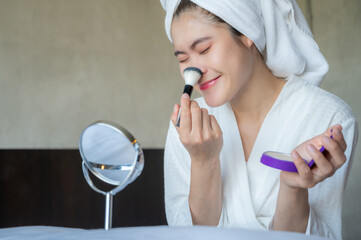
[164,76,358,240]
[0,226,327,240]
[160,0,329,85]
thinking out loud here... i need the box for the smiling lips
[199,76,220,91]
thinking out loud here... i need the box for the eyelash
[179,47,210,63]
[201,47,210,54]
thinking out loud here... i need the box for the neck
[230,57,285,124]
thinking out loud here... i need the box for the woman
[161,0,358,239]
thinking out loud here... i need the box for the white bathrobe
[164,76,358,239]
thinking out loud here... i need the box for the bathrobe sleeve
[305,117,358,239]
[164,120,193,226]
[164,120,228,227]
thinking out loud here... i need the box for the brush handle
[175,85,193,127]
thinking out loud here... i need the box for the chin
[203,95,227,108]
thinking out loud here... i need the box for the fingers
[324,124,341,137]
[321,135,347,170]
[329,124,342,133]
[172,95,222,149]
[332,127,347,152]
[318,124,347,170]
[324,124,346,151]
[175,96,215,140]
[281,151,314,189]
[306,144,334,179]
[191,101,202,132]
[292,151,311,177]
[210,115,222,134]
[292,151,316,187]
[282,124,347,190]
[202,108,212,133]
[312,124,346,170]
[180,93,191,132]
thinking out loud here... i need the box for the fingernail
[173,104,177,112]
[307,144,316,153]
[334,128,341,136]
[322,136,331,144]
[182,93,189,99]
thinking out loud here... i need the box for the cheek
[194,85,201,94]
[210,42,247,75]
[228,48,253,82]
[209,47,228,68]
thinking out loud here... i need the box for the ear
[239,35,254,50]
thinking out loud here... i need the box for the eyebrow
[174,37,211,56]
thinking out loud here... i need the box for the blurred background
[0,0,360,239]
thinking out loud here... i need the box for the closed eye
[179,58,189,63]
[201,47,210,54]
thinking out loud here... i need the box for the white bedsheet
[0,225,326,240]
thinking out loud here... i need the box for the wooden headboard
[0,149,167,228]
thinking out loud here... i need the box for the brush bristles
[183,67,202,86]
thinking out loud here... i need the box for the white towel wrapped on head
[160,0,329,85]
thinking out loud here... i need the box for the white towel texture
[160,0,329,85]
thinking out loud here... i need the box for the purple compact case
[260,131,334,172]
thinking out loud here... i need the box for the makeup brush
[176,67,202,127]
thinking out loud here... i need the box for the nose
[185,59,207,77]
[195,65,207,76]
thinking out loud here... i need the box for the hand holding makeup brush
[171,93,223,163]
[172,66,223,162]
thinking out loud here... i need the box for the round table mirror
[79,121,144,230]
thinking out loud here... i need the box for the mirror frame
[79,120,144,195]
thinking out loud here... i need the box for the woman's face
[171,10,255,107]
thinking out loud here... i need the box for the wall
[308,1,361,239]
[0,0,180,148]
[0,0,360,239]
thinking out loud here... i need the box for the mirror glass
[79,121,144,190]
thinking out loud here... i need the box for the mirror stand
[79,121,144,231]
[105,192,113,230]
[81,161,115,230]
